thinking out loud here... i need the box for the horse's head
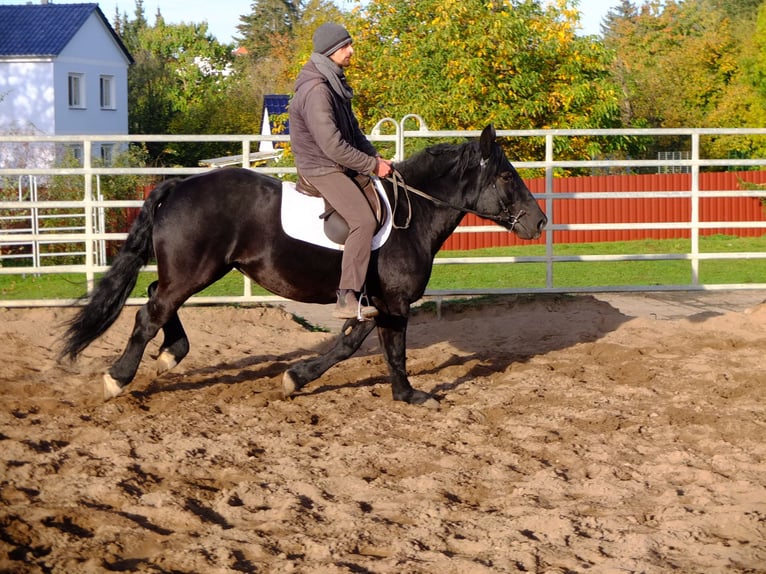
[475,125,547,240]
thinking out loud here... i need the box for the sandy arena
[1,292,765,573]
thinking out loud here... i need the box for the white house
[0,2,133,168]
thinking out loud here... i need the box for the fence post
[545,133,554,289]
[399,114,428,161]
[95,175,106,266]
[83,139,95,293]
[30,175,40,270]
[690,132,700,286]
[371,117,401,161]
[241,137,253,298]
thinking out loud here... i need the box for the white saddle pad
[280,178,393,251]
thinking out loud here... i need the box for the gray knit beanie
[312,23,352,56]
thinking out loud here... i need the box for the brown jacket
[289,58,378,177]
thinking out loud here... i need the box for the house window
[66,144,83,165]
[68,73,85,108]
[100,144,114,165]
[100,75,115,109]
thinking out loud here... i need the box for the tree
[708,0,763,23]
[236,0,302,59]
[344,0,621,162]
[112,0,349,166]
[705,0,766,159]
[602,0,762,159]
[116,2,244,165]
[605,0,743,128]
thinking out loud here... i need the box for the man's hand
[375,158,393,178]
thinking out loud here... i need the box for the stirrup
[356,291,378,321]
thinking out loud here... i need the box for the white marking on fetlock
[156,349,178,375]
[102,374,124,400]
[422,397,441,410]
[282,371,297,398]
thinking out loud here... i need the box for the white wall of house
[0,59,56,135]
[0,58,57,170]
[53,12,130,136]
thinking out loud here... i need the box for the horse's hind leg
[103,292,183,399]
[146,281,190,375]
[282,319,376,398]
[155,311,189,374]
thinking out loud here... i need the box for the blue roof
[264,94,289,115]
[264,94,290,133]
[0,3,132,62]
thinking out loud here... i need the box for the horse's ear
[479,124,496,160]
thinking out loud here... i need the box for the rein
[384,168,526,231]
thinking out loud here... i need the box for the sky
[4,1,620,45]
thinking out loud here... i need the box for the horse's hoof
[399,390,440,409]
[420,396,441,410]
[103,374,125,400]
[282,371,298,398]
[410,390,440,410]
[156,349,178,374]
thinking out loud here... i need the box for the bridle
[384,167,527,231]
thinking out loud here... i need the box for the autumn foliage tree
[603,0,766,159]
[235,0,300,59]
[604,0,740,129]
[340,0,621,162]
[706,0,766,159]
[116,1,257,165]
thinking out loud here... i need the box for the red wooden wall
[442,170,766,250]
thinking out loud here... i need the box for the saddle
[297,172,387,245]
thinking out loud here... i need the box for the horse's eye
[499,171,513,182]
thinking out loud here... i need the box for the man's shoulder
[296,69,327,94]
[297,60,324,83]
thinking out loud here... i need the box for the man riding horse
[289,23,393,320]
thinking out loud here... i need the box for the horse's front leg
[376,314,439,408]
[282,318,376,397]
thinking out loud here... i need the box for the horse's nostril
[538,217,548,231]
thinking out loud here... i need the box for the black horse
[60,125,547,406]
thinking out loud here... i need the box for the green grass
[428,235,766,290]
[0,270,270,301]
[2,235,765,300]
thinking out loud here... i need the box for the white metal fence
[2,120,766,308]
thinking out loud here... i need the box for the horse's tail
[59,178,179,361]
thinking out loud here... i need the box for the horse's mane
[396,138,500,191]
[398,140,482,181]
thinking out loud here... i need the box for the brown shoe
[333,290,378,319]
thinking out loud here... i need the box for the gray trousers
[304,171,376,292]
